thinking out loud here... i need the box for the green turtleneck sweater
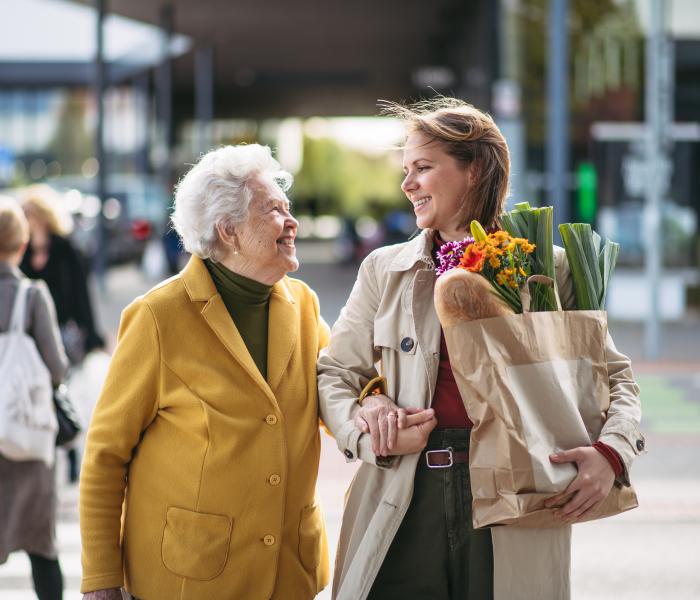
[205,259,273,379]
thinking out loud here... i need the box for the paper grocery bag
[442,309,638,528]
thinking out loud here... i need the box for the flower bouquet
[434,222,535,325]
[433,209,638,529]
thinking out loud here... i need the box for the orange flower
[460,245,486,272]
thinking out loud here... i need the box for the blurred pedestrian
[0,196,69,600]
[20,185,105,363]
[79,144,329,600]
[318,98,642,600]
[19,185,105,483]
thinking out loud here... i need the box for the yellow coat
[80,256,329,600]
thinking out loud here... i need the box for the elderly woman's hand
[544,446,616,523]
[83,589,123,600]
[354,393,435,456]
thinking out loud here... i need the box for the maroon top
[433,331,473,429]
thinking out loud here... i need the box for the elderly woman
[79,144,329,600]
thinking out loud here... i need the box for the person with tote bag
[317,98,643,600]
[0,196,69,600]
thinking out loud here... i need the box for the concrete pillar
[93,0,107,285]
[546,0,570,238]
[194,45,214,155]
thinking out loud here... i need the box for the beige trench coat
[318,229,643,600]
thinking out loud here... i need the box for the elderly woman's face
[232,178,299,281]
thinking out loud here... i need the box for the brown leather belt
[424,447,469,468]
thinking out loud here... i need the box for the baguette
[434,268,513,327]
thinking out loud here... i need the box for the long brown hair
[382,97,510,230]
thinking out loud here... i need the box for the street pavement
[2,246,699,599]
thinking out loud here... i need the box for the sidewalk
[1,261,698,598]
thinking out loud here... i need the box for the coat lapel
[412,268,441,405]
[181,256,273,398]
[266,279,298,393]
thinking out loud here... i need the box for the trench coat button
[344,449,354,459]
[636,438,645,452]
[263,534,275,546]
[400,337,415,352]
[268,474,281,486]
[265,414,278,425]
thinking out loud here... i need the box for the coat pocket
[161,506,232,581]
[298,503,322,573]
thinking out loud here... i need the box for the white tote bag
[0,280,57,466]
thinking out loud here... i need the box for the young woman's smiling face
[401,131,472,241]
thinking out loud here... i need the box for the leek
[501,202,558,311]
[558,223,619,310]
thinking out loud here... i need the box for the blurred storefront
[1,0,699,279]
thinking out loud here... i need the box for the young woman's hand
[354,394,435,456]
[390,414,438,456]
[545,446,616,523]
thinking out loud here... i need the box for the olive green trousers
[368,429,494,600]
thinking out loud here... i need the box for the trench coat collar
[388,229,435,272]
[181,255,298,400]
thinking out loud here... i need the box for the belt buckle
[425,447,453,469]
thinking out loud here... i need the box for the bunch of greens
[500,202,558,311]
[558,223,619,310]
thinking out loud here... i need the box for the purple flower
[435,237,474,276]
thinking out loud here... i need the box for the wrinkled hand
[354,393,435,456]
[83,589,123,600]
[545,446,616,523]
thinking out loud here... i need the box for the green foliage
[519,0,634,144]
[292,136,403,216]
[47,93,92,175]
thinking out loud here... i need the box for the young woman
[318,98,643,600]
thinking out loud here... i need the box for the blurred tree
[292,135,403,217]
[519,0,641,147]
[47,91,92,175]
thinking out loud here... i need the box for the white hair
[171,144,292,261]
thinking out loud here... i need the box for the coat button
[265,414,278,425]
[400,337,415,352]
[263,534,275,546]
[636,438,645,452]
[268,474,281,486]
[344,449,354,459]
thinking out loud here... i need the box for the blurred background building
[1,1,699,280]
